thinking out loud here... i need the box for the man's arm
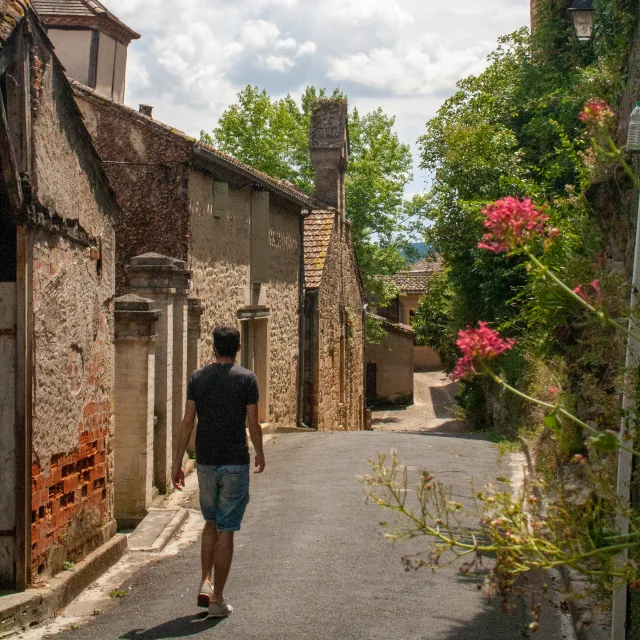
[172,399,197,490]
[246,404,265,474]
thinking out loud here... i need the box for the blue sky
[108,0,531,196]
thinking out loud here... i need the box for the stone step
[127,509,188,553]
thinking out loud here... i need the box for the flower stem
[482,365,640,459]
[607,137,640,191]
[526,251,640,344]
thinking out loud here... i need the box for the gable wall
[74,94,191,292]
[316,219,364,430]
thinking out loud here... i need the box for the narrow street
[372,371,466,434]
[38,384,573,640]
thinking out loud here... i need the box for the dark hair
[213,326,240,358]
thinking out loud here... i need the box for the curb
[261,424,317,434]
[0,534,127,638]
[558,566,611,640]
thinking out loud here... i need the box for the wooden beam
[0,90,23,214]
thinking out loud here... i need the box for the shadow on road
[429,384,459,420]
[119,613,225,639]
[371,415,402,425]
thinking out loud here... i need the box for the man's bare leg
[201,522,217,585]
[211,531,234,603]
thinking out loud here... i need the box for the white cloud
[275,37,298,51]
[262,55,296,72]
[320,0,414,29]
[241,19,281,48]
[327,34,494,95]
[296,41,317,57]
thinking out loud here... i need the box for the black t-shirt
[187,363,259,466]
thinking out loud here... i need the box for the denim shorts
[197,464,250,532]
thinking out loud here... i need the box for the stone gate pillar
[126,253,177,494]
[170,261,191,465]
[114,295,160,527]
[186,297,204,455]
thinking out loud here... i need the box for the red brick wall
[30,399,109,577]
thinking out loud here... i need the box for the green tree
[201,86,419,296]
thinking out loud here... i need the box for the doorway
[240,318,269,423]
[0,220,17,588]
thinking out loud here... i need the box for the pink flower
[573,279,602,306]
[452,355,476,381]
[579,100,615,127]
[451,323,515,381]
[478,197,552,254]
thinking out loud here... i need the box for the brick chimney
[309,99,349,214]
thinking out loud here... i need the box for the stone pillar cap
[115,294,157,313]
[187,297,205,314]
[130,252,178,267]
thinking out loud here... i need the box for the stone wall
[28,33,118,582]
[367,324,415,405]
[187,170,301,427]
[74,92,192,292]
[264,202,300,427]
[187,171,250,361]
[316,218,364,430]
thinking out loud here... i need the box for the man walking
[172,326,265,618]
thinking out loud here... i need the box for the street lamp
[568,0,595,42]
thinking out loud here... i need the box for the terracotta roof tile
[303,210,336,289]
[388,256,444,295]
[368,313,415,337]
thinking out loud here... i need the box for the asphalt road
[48,432,570,640]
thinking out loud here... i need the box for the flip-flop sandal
[197,581,213,608]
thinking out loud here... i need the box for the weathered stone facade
[314,215,365,430]
[0,1,121,587]
[303,99,366,431]
[72,86,192,291]
[73,83,308,432]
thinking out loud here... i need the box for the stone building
[0,1,121,589]
[70,83,310,486]
[365,316,415,406]
[302,100,365,431]
[376,257,444,370]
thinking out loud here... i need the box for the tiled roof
[389,256,444,295]
[303,210,336,289]
[71,80,313,208]
[368,314,415,337]
[31,0,140,40]
[0,0,27,43]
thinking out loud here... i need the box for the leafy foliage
[202,85,422,302]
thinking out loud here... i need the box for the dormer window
[31,0,140,104]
